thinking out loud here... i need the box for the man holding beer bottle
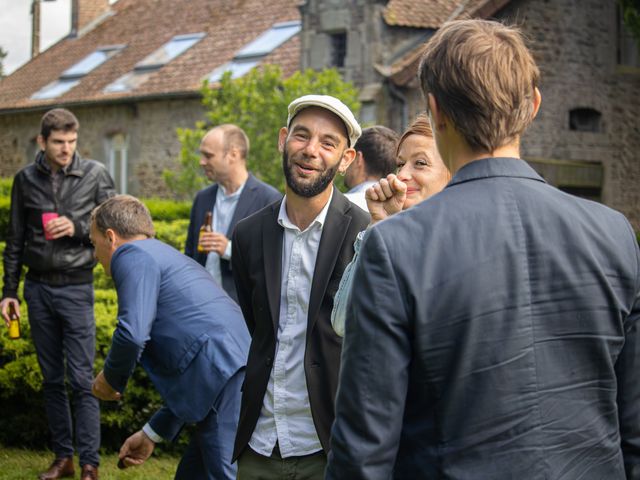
[185,124,280,302]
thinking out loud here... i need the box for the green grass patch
[0,447,178,479]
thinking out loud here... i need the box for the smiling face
[37,129,77,171]
[279,107,355,198]
[396,133,451,209]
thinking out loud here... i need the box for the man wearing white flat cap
[230,94,370,479]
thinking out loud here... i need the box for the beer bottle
[197,211,213,253]
[8,303,20,340]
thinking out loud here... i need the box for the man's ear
[36,135,46,151]
[531,87,542,120]
[338,148,357,175]
[106,229,118,249]
[278,127,288,153]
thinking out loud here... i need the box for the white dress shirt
[344,180,376,212]
[248,189,333,458]
[205,181,246,286]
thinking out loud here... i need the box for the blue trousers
[24,279,100,467]
[174,369,244,480]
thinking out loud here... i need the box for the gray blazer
[327,158,640,480]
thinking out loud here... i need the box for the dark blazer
[327,158,640,480]
[231,189,370,460]
[185,173,281,302]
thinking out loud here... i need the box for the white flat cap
[287,94,362,147]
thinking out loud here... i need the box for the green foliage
[154,220,189,251]
[166,65,360,197]
[620,0,640,45]
[143,198,191,222]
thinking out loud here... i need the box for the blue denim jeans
[24,279,100,467]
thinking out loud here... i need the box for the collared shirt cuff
[142,423,163,443]
[222,240,232,260]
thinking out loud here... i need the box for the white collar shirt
[248,188,334,458]
[204,181,246,286]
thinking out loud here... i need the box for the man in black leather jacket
[1,108,115,480]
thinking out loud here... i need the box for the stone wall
[0,97,205,198]
[502,0,640,229]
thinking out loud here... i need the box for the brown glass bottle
[197,211,213,253]
[8,303,20,340]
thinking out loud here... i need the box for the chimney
[31,0,57,58]
[71,0,110,36]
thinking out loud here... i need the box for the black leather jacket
[2,151,115,299]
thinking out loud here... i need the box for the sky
[0,0,71,75]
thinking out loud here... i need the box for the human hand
[0,297,20,328]
[365,174,407,225]
[118,430,155,469]
[92,370,122,401]
[44,215,75,239]
[198,231,229,256]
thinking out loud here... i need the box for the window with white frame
[107,133,128,193]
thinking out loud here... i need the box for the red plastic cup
[42,212,59,240]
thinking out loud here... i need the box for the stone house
[300,0,640,229]
[0,0,639,229]
[0,0,301,196]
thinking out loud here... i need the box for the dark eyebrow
[290,125,311,135]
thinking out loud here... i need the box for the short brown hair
[354,126,399,178]
[418,19,540,152]
[40,108,80,140]
[396,114,433,158]
[91,195,155,239]
[216,124,250,160]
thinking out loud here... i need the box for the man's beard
[282,149,340,198]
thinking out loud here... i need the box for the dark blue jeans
[24,279,100,467]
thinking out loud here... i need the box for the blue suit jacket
[327,158,640,479]
[185,173,281,302]
[103,239,250,441]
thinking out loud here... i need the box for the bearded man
[229,95,370,480]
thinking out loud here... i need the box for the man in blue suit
[185,124,281,302]
[327,19,640,479]
[90,195,250,480]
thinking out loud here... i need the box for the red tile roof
[382,0,512,86]
[0,0,300,112]
[383,0,511,29]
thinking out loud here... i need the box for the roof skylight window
[235,21,301,59]
[31,45,125,99]
[208,21,300,83]
[104,32,205,93]
[135,33,205,71]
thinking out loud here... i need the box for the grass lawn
[0,447,178,479]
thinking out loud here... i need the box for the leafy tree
[620,0,640,44]
[164,65,360,198]
[0,47,7,79]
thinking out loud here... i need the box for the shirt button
[265,356,273,367]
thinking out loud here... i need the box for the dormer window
[105,33,204,93]
[569,108,602,133]
[208,21,301,83]
[31,45,124,99]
